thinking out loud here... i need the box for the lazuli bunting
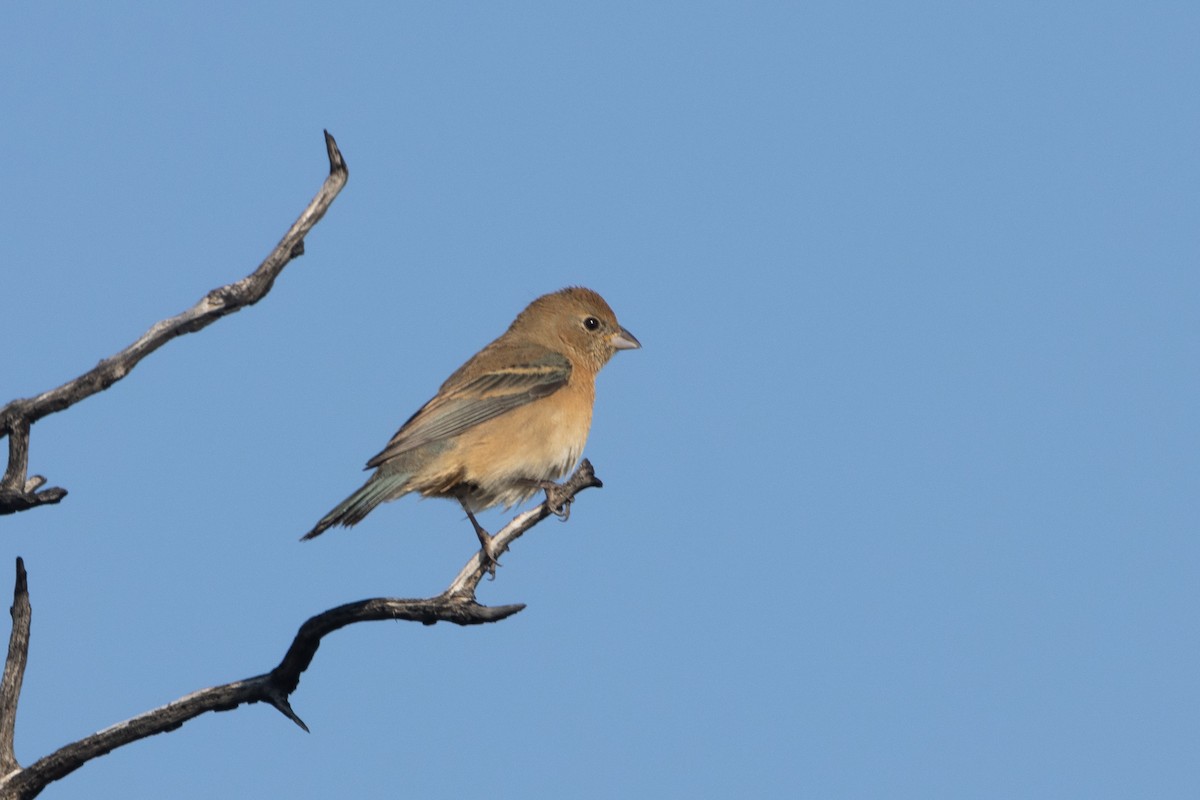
[302,287,639,565]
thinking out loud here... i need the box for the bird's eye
[583,316,601,331]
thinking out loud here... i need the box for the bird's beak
[610,326,641,351]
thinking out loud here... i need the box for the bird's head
[514,286,640,370]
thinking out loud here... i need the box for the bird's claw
[551,496,572,522]
[480,537,503,580]
[542,483,572,522]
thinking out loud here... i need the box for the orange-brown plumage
[303,287,639,559]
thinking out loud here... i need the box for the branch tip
[0,130,348,519]
[323,130,347,176]
[576,458,603,490]
[488,603,526,621]
[265,693,309,733]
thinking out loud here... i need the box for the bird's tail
[301,472,408,541]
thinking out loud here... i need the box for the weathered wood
[0,461,601,800]
[0,131,349,516]
[0,559,29,779]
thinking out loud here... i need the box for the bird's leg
[457,495,502,576]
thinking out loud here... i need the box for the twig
[445,459,603,598]
[0,131,349,517]
[0,461,601,800]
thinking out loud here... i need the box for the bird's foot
[478,532,504,580]
[536,480,573,522]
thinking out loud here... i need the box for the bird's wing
[365,347,572,468]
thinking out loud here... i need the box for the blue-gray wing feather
[366,348,570,468]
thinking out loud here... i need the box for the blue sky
[2,3,1197,797]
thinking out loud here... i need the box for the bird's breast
[452,382,594,508]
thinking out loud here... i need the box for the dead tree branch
[0,559,29,780]
[0,131,349,517]
[0,461,601,800]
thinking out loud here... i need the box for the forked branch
[0,131,349,516]
[0,461,601,800]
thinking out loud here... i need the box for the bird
[302,286,640,567]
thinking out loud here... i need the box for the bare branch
[445,459,603,598]
[0,461,602,799]
[0,559,30,779]
[0,424,66,515]
[0,131,349,517]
